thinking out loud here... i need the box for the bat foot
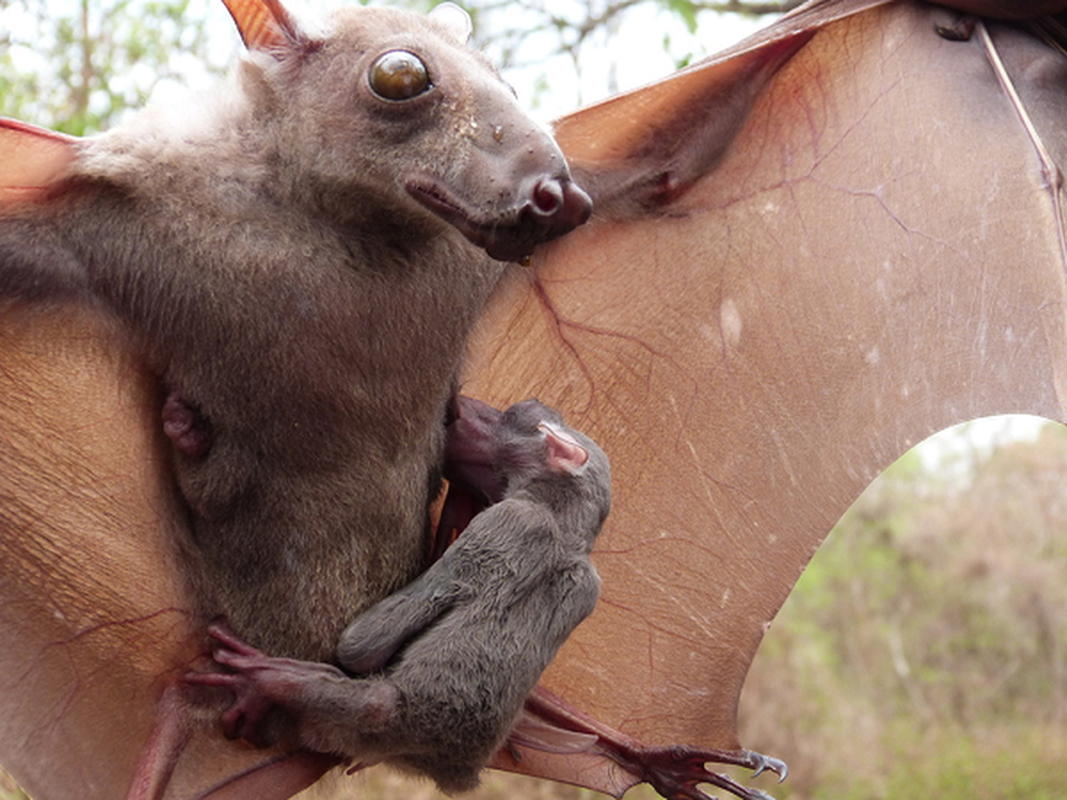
[518,686,788,800]
[625,744,785,800]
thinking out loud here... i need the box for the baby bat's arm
[336,559,470,675]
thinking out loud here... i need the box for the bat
[1,0,592,661]
[183,397,610,794]
[2,0,1066,798]
[0,0,593,795]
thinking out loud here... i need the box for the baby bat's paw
[186,621,347,748]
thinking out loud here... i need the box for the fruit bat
[184,397,611,793]
[2,0,1067,799]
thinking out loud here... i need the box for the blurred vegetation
[0,0,230,134]
[735,419,1067,800]
[0,0,799,132]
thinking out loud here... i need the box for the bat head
[499,399,612,537]
[227,0,592,262]
[443,395,611,538]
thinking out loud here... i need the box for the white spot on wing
[720,299,742,349]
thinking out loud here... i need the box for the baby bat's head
[498,399,612,534]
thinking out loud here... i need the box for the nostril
[532,178,565,216]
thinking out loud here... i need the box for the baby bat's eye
[368,50,432,101]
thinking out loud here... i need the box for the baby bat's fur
[190,398,612,792]
[0,1,590,661]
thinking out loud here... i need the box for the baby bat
[186,396,611,792]
[0,0,591,666]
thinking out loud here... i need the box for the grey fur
[0,3,590,660]
[193,398,611,792]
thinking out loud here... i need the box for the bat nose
[473,175,592,262]
[526,176,592,230]
[533,178,564,215]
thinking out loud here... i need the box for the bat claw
[629,745,786,800]
[205,619,262,658]
[184,620,299,748]
[748,750,788,782]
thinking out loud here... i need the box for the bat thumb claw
[749,751,788,783]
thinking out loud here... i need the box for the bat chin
[405,174,592,262]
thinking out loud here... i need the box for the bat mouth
[405,174,592,262]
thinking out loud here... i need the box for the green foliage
[0,0,229,133]
[662,0,698,34]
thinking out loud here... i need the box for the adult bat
[2,0,1066,799]
[0,0,594,795]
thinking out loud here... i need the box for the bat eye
[368,50,432,101]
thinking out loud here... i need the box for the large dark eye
[368,50,431,101]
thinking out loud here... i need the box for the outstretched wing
[464,0,1067,792]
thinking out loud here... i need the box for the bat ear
[428,2,473,43]
[0,118,79,207]
[221,0,303,52]
[538,423,590,475]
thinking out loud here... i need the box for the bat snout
[483,174,592,262]
[405,170,592,262]
[527,175,592,227]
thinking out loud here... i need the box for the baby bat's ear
[538,422,590,475]
[428,2,473,43]
[221,0,307,53]
[0,118,79,208]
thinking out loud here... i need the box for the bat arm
[336,567,467,674]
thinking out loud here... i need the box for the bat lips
[405,174,593,262]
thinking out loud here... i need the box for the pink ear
[0,118,79,207]
[221,0,300,51]
[540,424,589,474]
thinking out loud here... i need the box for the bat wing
[0,303,336,799]
[0,118,334,800]
[4,1,1067,799]
[0,118,78,205]
[464,0,1067,794]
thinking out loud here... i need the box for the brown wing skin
[0,118,78,203]
[0,305,332,800]
[3,1,1067,799]
[0,305,190,797]
[463,0,1067,785]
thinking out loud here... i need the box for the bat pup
[188,397,612,792]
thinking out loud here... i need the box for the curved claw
[635,746,786,800]
[747,750,788,783]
